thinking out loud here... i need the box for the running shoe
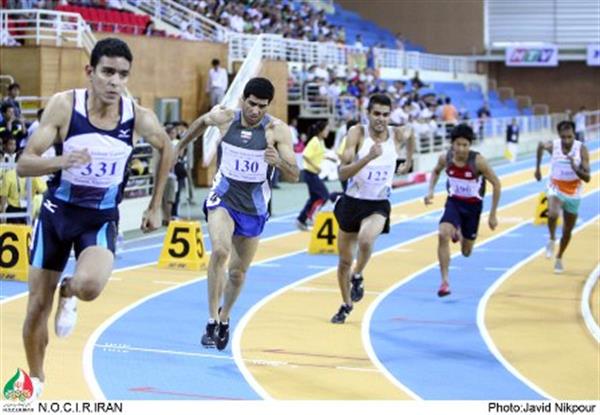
[437,281,451,297]
[55,277,77,338]
[201,321,217,348]
[295,219,309,231]
[30,377,44,401]
[215,320,230,351]
[331,304,353,324]
[350,273,364,303]
[554,259,564,274]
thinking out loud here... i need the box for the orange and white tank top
[550,139,582,196]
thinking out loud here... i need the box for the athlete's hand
[534,168,542,181]
[62,149,91,169]
[368,143,382,160]
[488,212,498,230]
[424,192,434,205]
[140,208,161,233]
[264,144,280,166]
[204,105,234,127]
[566,155,577,170]
[396,159,412,175]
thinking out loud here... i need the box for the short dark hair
[0,102,15,114]
[367,94,392,112]
[8,83,20,92]
[557,120,575,133]
[90,38,133,68]
[450,123,475,143]
[211,59,220,66]
[308,120,329,138]
[243,77,275,103]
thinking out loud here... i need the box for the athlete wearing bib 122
[204,110,273,237]
[335,125,397,234]
[30,88,134,272]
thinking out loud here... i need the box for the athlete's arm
[571,144,591,183]
[17,92,91,177]
[338,126,380,181]
[135,105,175,233]
[424,153,446,205]
[534,140,552,181]
[477,155,501,230]
[175,105,234,157]
[395,126,415,175]
[266,120,300,182]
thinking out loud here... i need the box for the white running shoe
[30,377,44,401]
[554,259,564,274]
[55,279,77,338]
[544,239,555,259]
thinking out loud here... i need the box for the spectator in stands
[206,58,228,108]
[441,97,458,126]
[0,103,27,148]
[143,20,156,36]
[181,24,197,40]
[2,136,18,164]
[574,106,587,142]
[354,34,364,50]
[477,103,491,140]
[395,32,405,50]
[411,71,427,91]
[3,82,23,118]
[0,151,47,224]
[505,118,519,163]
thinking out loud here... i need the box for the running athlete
[331,94,414,324]
[176,77,299,349]
[16,38,174,397]
[535,120,590,273]
[424,124,501,297]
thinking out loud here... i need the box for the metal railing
[0,9,97,53]
[124,0,227,42]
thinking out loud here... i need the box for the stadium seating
[55,4,150,35]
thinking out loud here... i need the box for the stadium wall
[487,62,600,112]
[336,0,485,55]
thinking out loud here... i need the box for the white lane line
[477,214,600,401]
[292,287,381,295]
[94,343,378,373]
[581,262,600,343]
[484,267,511,272]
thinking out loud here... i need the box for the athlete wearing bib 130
[204,110,273,237]
[175,77,299,351]
[535,120,590,273]
[30,88,134,272]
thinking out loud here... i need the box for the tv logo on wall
[505,45,558,67]
[587,44,600,66]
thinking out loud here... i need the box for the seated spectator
[441,97,458,125]
[411,71,427,90]
[2,83,23,118]
[0,103,27,148]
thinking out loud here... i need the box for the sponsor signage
[587,44,600,66]
[505,45,558,67]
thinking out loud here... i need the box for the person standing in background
[207,59,228,108]
[505,118,519,163]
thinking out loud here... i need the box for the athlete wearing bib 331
[176,77,299,350]
[16,38,174,398]
[425,124,501,297]
[535,120,590,273]
[331,94,414,324]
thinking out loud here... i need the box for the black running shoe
[201,322,217,348]
[215,320,230,351]
[331,304,353,324]
[350,274,364,303]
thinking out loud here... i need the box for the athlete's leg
[460,238,476,257]
[438,222,456,285]
[220,235,260,322]
[22,267,61,382]
[336,229,358,306]
[546,195,562,241]
[206,207,235,321]
[354,214,386,274]
[60,247,114,301]
[556,210,578,260]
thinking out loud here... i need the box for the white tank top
[346,126,397,200]
[550,139,582,196]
